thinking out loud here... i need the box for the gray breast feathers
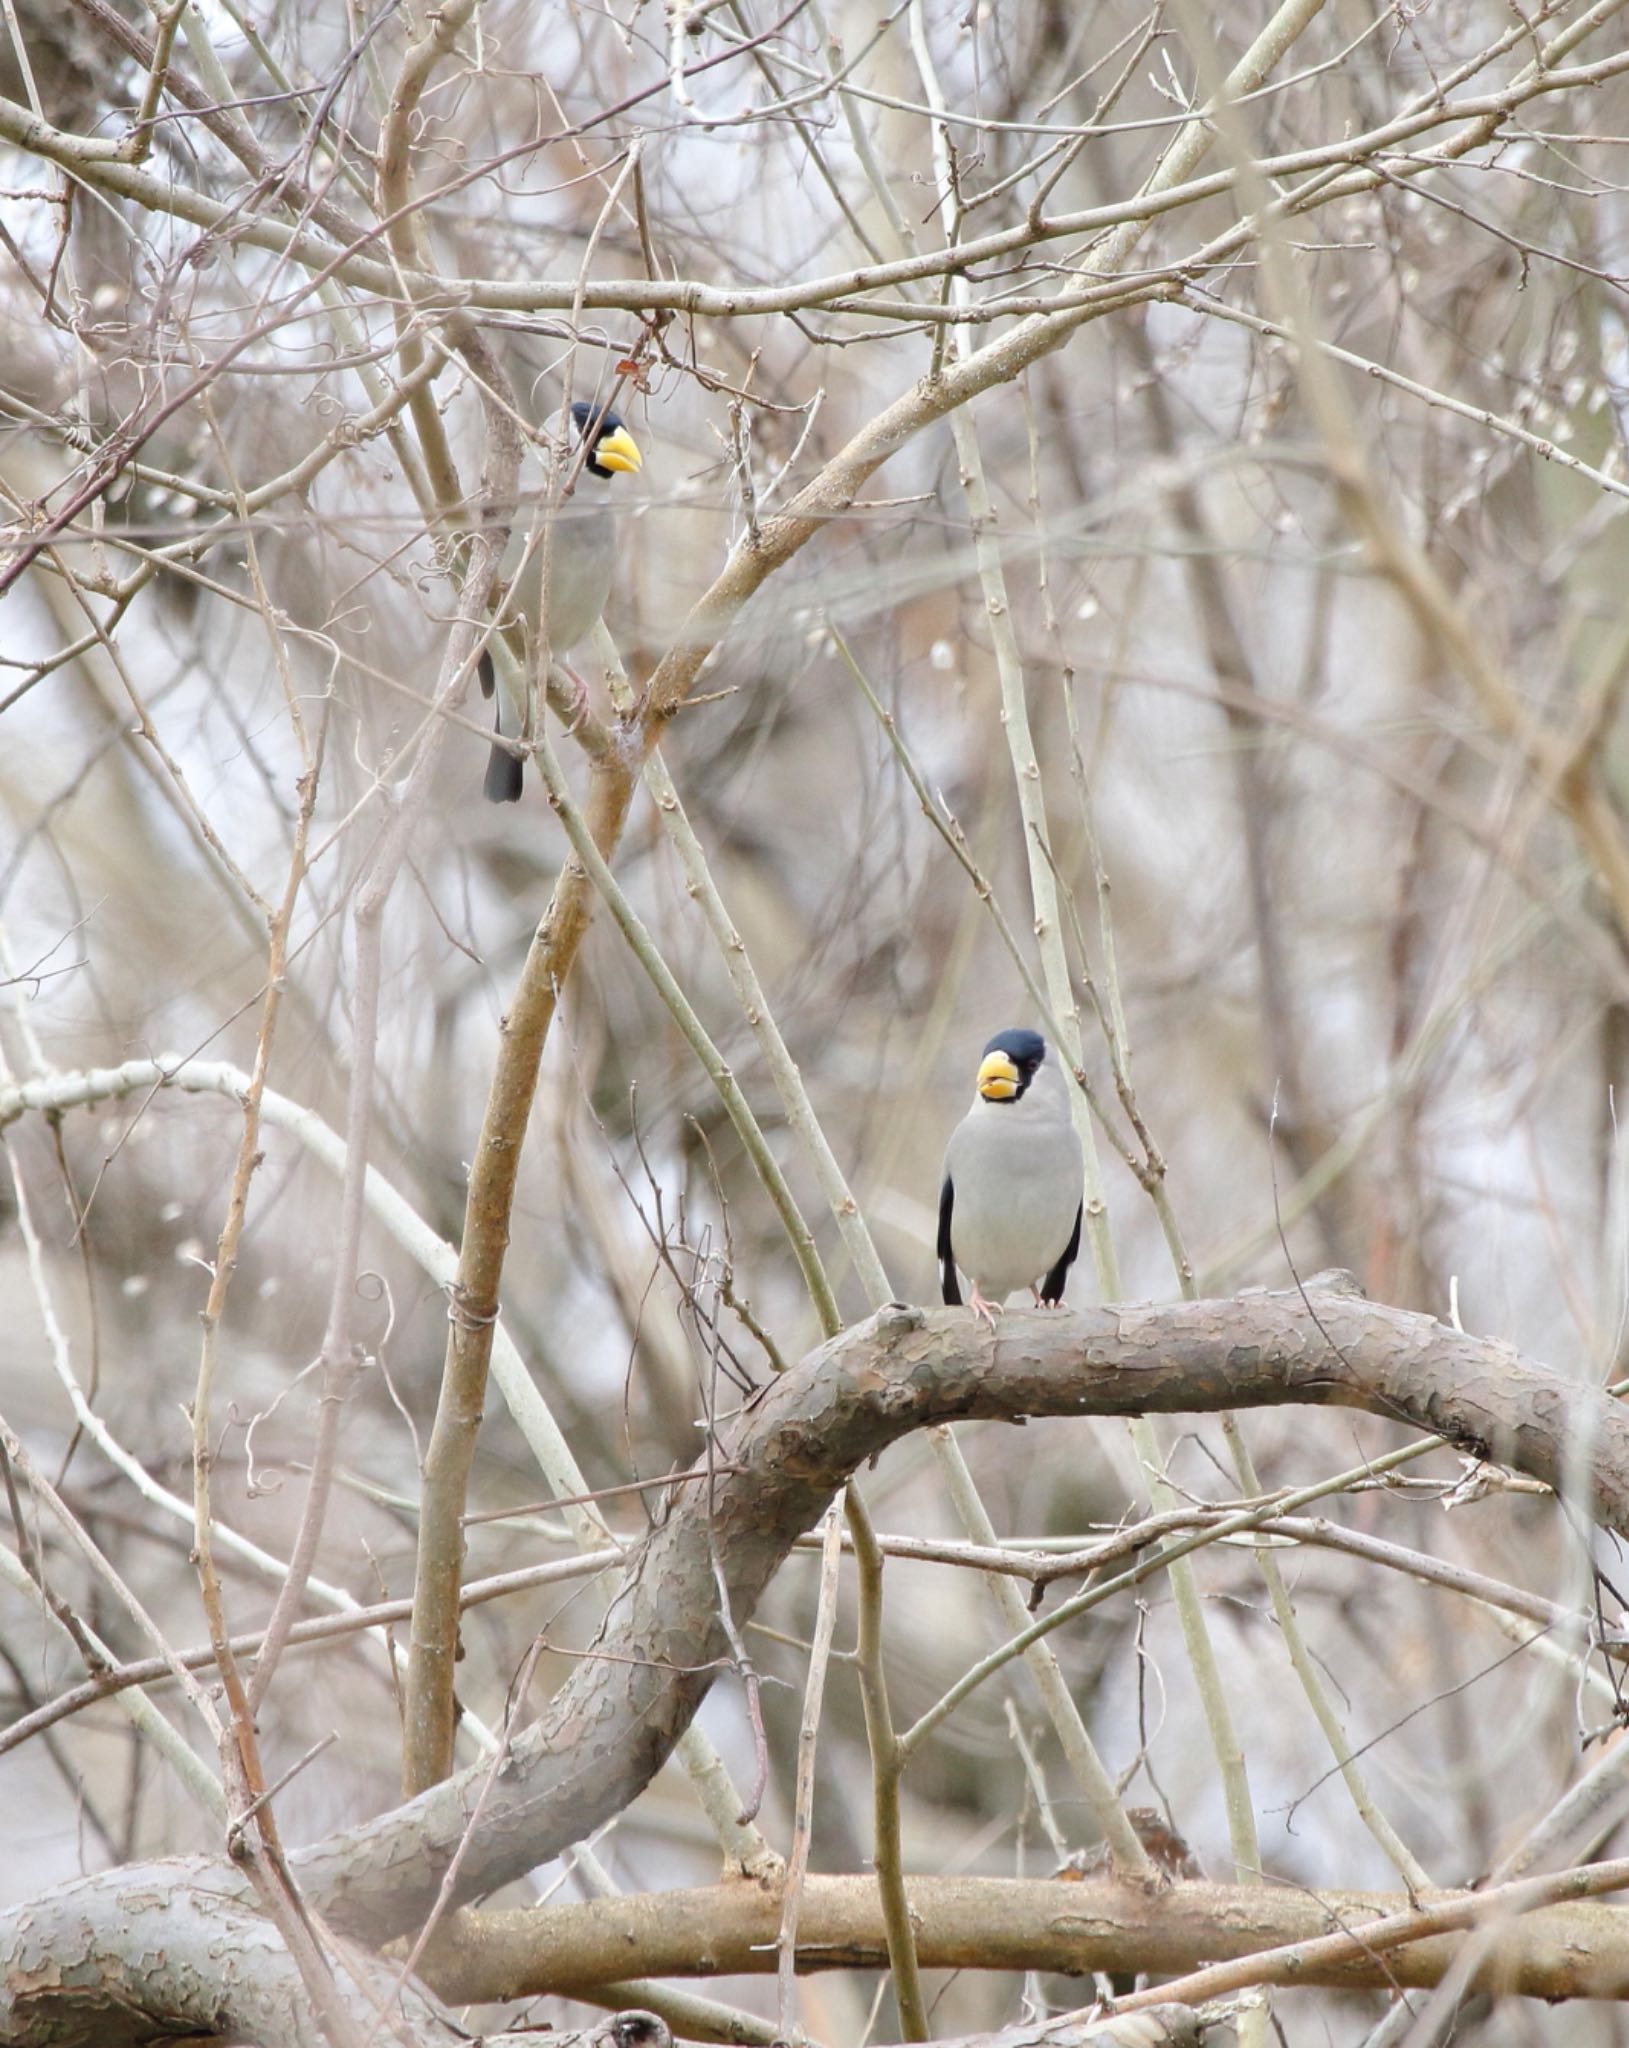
[943,1081,1083,1301]
[497,481,616,658]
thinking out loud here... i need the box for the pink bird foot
[554,663,591,732]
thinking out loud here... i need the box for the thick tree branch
[4,1278,1626,2042]
[294,1279,1629,1936]
[424,1873,1629,2005]
[0,1872,463,2048]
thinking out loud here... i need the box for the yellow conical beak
[977,1050,1020,1100]
[593,425,643,475]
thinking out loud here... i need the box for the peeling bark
[0,1866,457,2048]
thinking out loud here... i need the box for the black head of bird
[480,399,644,802]
[973,1025,1047,1102]
[938,1026,1084,1324]
[570,399,643,479]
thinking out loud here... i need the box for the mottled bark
[0,1864,458,2048]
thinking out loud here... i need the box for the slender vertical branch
[847,1487,930,2042]
[402,755,633,1797]
[777,1505,846,2037]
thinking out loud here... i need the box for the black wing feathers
[1039,1200,1083,1307]
[481,655,524,802]
[937,1173,961,1306]
[484,745,524,803]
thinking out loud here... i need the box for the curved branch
[4,1280,1622,2043]
[294,1279,1628,1938]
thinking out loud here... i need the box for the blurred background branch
[8,0,1629,2040]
